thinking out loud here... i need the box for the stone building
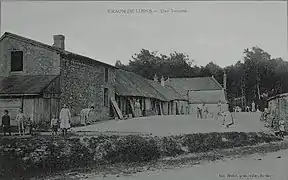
[0,32,116,125]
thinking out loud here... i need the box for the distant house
[167,76,228,116]
[0,32,117,125]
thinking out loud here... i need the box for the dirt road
[72,112,270,136]
[85,149,288,180]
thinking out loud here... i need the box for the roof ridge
[210,76,223,89]
[1,32,116,69]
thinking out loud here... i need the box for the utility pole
[241,80,245,109]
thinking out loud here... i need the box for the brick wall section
[0,36,60,77]
[60,56,116,120]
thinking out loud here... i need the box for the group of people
[245,101,257,112]
[196,101,235,128]
[196,102,209,119]
[1,108,33,136]
[1,104,78,136]
[51,104,95,136]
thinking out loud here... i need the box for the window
[104,67,109,82]
[11,51,23,72]
[104,88,109,107]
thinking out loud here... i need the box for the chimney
[223,71,227,90]
[154,74,158,82]
[161,76,165,87]
[53,35,65,50]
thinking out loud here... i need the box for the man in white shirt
[197,104,202,119]
[80,106,94,126]
[215,101,223,121]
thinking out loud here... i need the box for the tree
[116,47,287,110]
[118,49,195,79]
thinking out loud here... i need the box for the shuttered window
[11,51,23,72]
[104,88,109,107]
[104,67,109,82]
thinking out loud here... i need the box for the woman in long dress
[134,99,142,117]
[59,104,71,135]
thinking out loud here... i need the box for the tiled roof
[168,77,223,97]
[115,69,167,101]
[147,80,187,101]
[188,90,227,104]
[0,75,58,95]
[0,32,116,69]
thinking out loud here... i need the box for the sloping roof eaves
[169,77,223,91]
[0,32,117,69]
[0,75,58,95]
[268,93,288,101]
[147,80,187,101]
[166,85,188,101]
[60,51,117,69]
[115,70,168,101]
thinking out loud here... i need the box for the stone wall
[0,36,60,77]
[59,56,116,120]
[268,95,288,130]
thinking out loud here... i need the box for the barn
[114,69,167,118]
[167,76,228,117]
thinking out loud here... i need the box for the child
[196,104,202,119]
[2,110,11,136]
[51,116,59,135]
[26,117,33,135]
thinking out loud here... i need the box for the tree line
[115,47,288,110]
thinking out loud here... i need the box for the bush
[105,135,161,163]
[0,131,283,178]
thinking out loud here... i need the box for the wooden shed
[114,69,167,118]
[0,75,60,126]
[147,79,189,115]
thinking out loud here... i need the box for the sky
[1,1,287,67]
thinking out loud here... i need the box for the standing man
[251,101,256,112]
[197,104,202,119]
[246,105,251,113]
[215,100,223,121]
[2,110,11,136]
[80,106,94,126]
[16,108,25,136]
[202,102,208,119]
